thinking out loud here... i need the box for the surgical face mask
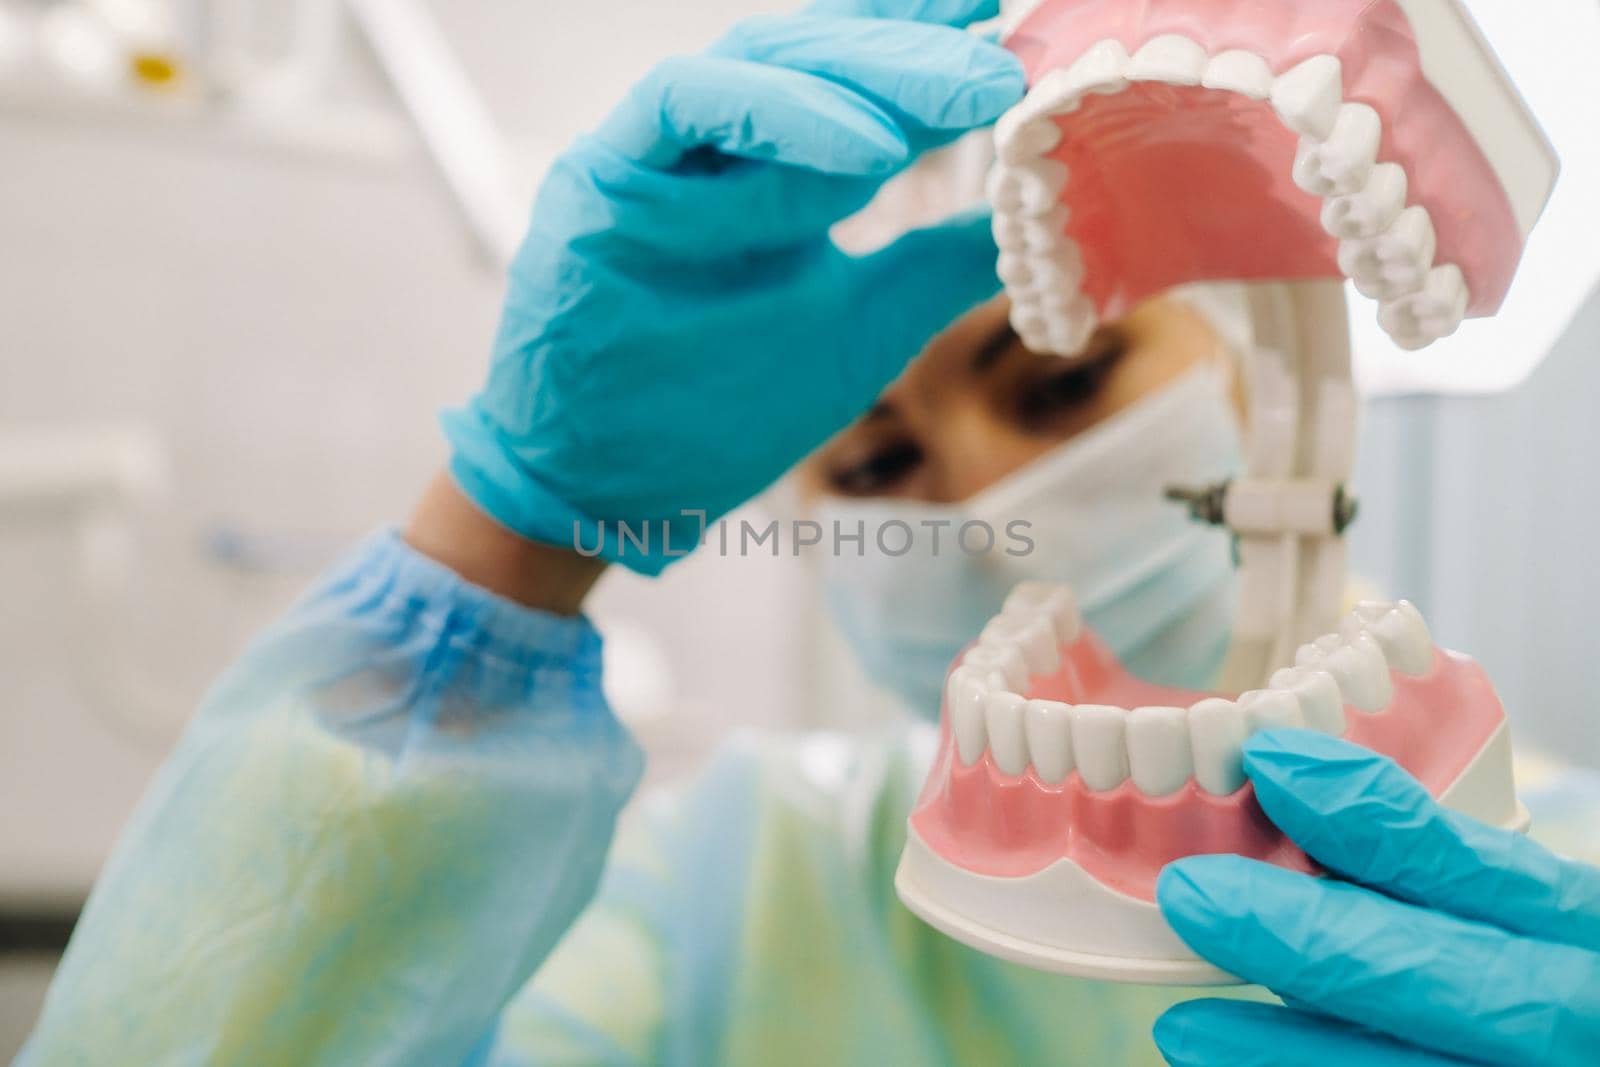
[817,362,1243,719]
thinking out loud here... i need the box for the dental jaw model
[894,0,1554,984]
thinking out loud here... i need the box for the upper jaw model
[894,1,1555,984]
[986,0,1558,355]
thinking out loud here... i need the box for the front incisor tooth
[981,613,1060,678]
[1378,264,1469,351]
[1068,704,1129,791]
[1271,54,1344,139]
[1202,50,1274,99]
[1240,688,1306,733]
[984,690,1030,776]
[1004,581,1081,645]
[1271,666,1347,734]
[1061,39,1132,98]
[1293,102,1381,197]
[1188,697,1248,795]
[1126,705,1194,796]
[1127,34,1207,86]
[946,667,993,766]
[1322,162,1408,239]
[1322,634,1393,712]
[963,642,1027,692]
[1024,699,1075,784]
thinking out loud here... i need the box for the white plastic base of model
[896,719,1529,985]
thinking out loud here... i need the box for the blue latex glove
[1154,730,1600,1066]
[442,1,1024,575]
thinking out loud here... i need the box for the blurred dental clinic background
[0,0,1596,1053]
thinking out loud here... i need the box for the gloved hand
[1154,730,1600,1066]
[442,0,1024,575]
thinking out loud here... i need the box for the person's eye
[1015,337,1124,428]
[827,439,923,496]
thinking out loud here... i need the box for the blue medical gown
[20,533,1600,1065]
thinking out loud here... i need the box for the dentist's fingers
[804,0,1002,29]
[1157,856,1600,1067]
[711,14,1024,130]
[1242,730,1600,953]
[1154,1000,1475,1067]
[596,56,910,174]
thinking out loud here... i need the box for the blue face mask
[818,363,1243,719]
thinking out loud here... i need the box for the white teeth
[1321,162,1408,240]
[1292,102,1381,197]
[1350,600,1434,676]
[1025,67,1090,116]
[1270,666,1347,734]
[1271,55,1344,140]
[1239,688,1306,732]
[1023,699,1075,784]
[963,643,1028,693]
[1378,264,1470,351]
[1127,34,1207,86]
[1069,704,1129,791]
[1188,697,1248,796]
[992,206,1070,254]
[1003,581,1081,645]
[981,613,1060,679]
[985,690,1030,776]
[1126,705,1194,796]
[1295,633,1343,666]
[1321,633,1393,712]
[1339,205,1437,301]
[986,160,1070,217]
[1201,49,1274,99]
[1060,39,1131,99]
[946,666,995,766]
[996,241,1085,296]
[994,109,1063,165]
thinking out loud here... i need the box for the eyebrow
[971,320,1020,373]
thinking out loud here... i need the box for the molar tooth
[981,613,1059,678]
[1378,264,1469,351]
[1322,634,1393,712]
[1127,34,1207,86]
[1060,39,1131,99]
[1127,705,1194,796]
[1322,163,1408,239]
[1271,54,1344,140]
[1295,633,1342,667]
[984,690,1030,775]
[1024,699,1075,784]
[1340,206,1437,301]
[1240,688,1306,733]
[946,666,995,765]
[1004,581,1081,644]
[1040,294,1097,357]
[994,109,1063,165]
[1293,102,1381,197]
[1355,600,1433,676]
[1068,704,1129,791]
[1188,698,1248,795]
[1201,49,1274,99]
[992,205,1070,254]
[963,642,1027,692]
[1271,666,1347,734]
[986,159,1069,217]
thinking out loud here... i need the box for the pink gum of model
[1006,0,1520,319]
[908,629,1507,902]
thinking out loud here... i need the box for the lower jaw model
[896,587,1527,984]
[895,0,1555,984]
